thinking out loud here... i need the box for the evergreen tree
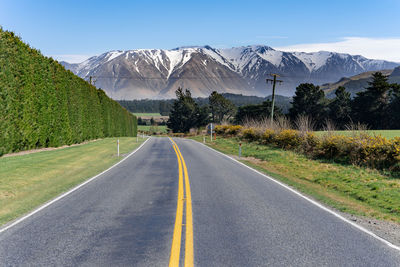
[167,88,209,133]
[208,91,236,123]
[328,86,351,129]
[289,83,327,128]
[388,83,400,129]
[351,72,391,129]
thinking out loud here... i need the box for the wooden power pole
[266,74,283,125]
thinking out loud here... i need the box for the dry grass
[294,114,315,134]
[242,116,292,133]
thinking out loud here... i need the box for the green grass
[191,136,400,223]
[133,113,162,117]
[0,137,146,226]
[315,130,400,139]
[138,125,168,133]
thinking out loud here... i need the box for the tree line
[118,93,291,115]
[167,72,400,132]
[0,28,137,155]
[288,72,400,129]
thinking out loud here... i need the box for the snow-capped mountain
[61,45,399,99]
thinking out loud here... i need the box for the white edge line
[0,137,151,234]
[191,139,400,252]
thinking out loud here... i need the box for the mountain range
[60,45,399,99]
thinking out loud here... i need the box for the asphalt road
[0,137,399,266]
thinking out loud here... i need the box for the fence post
[210,123,213,142]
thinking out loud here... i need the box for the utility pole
[266,74,283,125]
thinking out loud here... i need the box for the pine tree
[351,72,391,129]
[209,91,236,123]
[289,83,328,128]
[328,86,351,129]
[167,88,209,133]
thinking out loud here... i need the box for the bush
[209,123,400,174]
[214,125,229,134]
[261,129,275,144]
[317,135,354,162]
[226,125,243,135]
[302,132,320,154]
[241,128,259,141]
[274,129,303,149]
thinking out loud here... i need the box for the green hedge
[0,28,137,155]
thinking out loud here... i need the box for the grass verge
[0,137,146,226]
[190,136,400,223]
[133,112,162,117]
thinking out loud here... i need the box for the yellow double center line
[169,138,194,267]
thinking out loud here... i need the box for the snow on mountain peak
[70,45,399,83]
[107,50,124,62]
[292,51,333,72]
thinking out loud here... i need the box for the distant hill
[118,93,292,115]
[0,28,137,155]
[322,67,400,98]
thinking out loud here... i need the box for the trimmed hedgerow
[0,28,137,154]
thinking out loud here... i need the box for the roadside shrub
[208,123,400,174]
[215,125,229,135]
[274,129,303,149]
[226,125,243,135]
[241,128,259,142]
[302,132,320,154]
[317,135,353,162]
[353,135,395,169]
[261,129,276,144]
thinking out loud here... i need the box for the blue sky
[1,0,400,62]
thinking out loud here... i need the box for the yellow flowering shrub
[214,125,229,134]
[207,124,400,172]
[226,125,243,135]
[241,127,258,141]
[261,129,276,144]
[274,129,303,149]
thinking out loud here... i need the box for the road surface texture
[0,137,399,266]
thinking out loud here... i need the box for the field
[315,130,400,139]
[0,137,146,226]
[133,113,162,117]
[138,125,168,134]
[191,136,400,223]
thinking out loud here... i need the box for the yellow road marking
[169,144,184,267]
[168,138,194,267]
[177,145,194,267]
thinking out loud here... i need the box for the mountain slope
[321,66,400,97]
[61,45,399,99]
